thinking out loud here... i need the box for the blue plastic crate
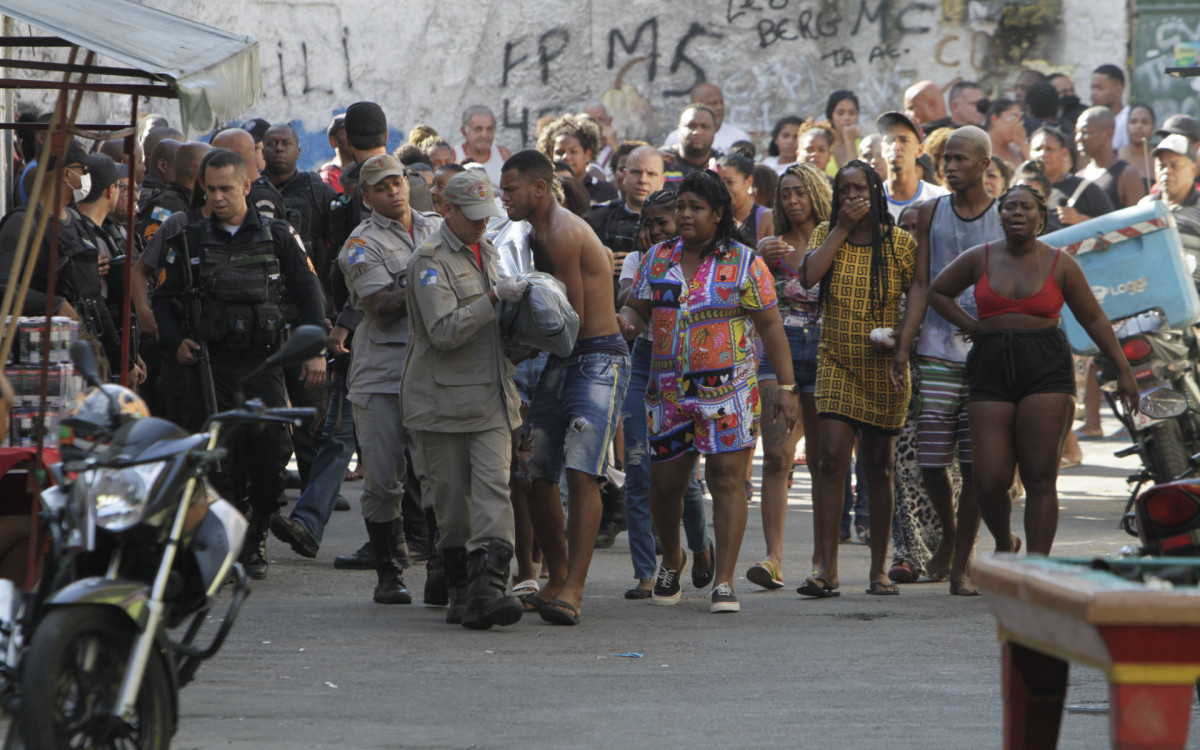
[1045,202,1200,355]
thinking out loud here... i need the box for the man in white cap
[1141,133,1200,281]
[403,170,529,630]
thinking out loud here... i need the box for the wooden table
[974,555,1200,750]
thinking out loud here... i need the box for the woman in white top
[761,116,803,175]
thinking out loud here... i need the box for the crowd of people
[6,56,1200,625]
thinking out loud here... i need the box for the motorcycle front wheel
[1147,419,1192,485]
[20,606,172,750]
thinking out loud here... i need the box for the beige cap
[359,154,406,186]
[443,171,503,220]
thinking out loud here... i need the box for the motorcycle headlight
[85,462,168,531]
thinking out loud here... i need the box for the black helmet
[58,384,149,462]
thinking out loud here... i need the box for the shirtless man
[498,150,631,626]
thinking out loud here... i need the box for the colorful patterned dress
[810,221,917,432]
[631,237,777,460]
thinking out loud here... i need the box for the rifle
[177,233,219,419]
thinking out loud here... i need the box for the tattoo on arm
[362,289,407,325]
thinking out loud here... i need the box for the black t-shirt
[1046,176,1118,233]
[584,175,619,205]
[586,199,640,257]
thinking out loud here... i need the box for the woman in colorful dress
[798,160,926,598]
[745,163,832,590]
[618,170,798,614]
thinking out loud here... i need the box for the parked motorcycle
[1094,312,1200,533]
[0,324,326,749]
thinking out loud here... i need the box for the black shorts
[965,328,1076,404]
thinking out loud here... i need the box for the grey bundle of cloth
[496,271,579,359]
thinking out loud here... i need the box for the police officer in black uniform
[0,140,124,376]
[152,147,327,580]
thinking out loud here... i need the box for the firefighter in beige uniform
[403,171,530,630]
[338,154,441,605]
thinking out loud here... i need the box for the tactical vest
[195,221,284,351]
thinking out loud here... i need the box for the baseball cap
[327,113,346,138]
[81,153,119,201]
[1156,114,1200,144]
[242,117,270,143]
[1153,133,1194,160]
[442,171,503,220]
[345,102,387,140]
[46,139,89,172]
[877,111,925,143]
[359,154,406,186]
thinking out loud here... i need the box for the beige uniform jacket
[401,222,520,433]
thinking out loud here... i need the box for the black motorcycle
[1095,313,1200,533]
[0,325,325,749]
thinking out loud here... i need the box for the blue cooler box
[1045,202,1200,355]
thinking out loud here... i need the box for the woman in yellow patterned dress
[796,160,926,598]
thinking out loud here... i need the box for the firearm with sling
[178,234,219,419]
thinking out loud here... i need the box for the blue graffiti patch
[347,246,366,265]
[420,269,438,286]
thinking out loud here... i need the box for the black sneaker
[334,541,376,570]
[710,582,740,613]
[651,551,687,606]
[270,514,319,558]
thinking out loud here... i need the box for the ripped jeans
[623,338,710,581]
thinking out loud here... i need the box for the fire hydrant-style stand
[974,555,1200,749]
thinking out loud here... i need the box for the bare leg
[549,469,607,612]
[509,417,536,583]
[706,448,753,589]
[758,382,806,576]
[526,478,568,597]
[1078,360,1103,436]
[948,464,980,593]
[808,419,856,590]
[967,401,1020,553]
[860,430,899,585]
[1014,393,1076,555]
[649,452,700,572]
[921,466,957,580]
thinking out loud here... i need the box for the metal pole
[119,96,137,384]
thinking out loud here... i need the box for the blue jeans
[623,338,710,581]
[527,349,630,481]
[290,371,357,543]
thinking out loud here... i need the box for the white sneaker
[710,582,740,613]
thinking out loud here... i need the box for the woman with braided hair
[929,183,1138,555]
[797,160,923,598]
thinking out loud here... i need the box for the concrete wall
[6,0,1130,171]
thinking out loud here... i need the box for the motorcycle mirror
[265,325,328,370]
[1139,387,1189,419]
[235,325,328,399]
[69,340,102,387]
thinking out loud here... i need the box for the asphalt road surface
[11,414,1200,749]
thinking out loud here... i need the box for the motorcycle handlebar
[203,405,317,431]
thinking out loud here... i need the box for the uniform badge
[420,269,438,286]
[151,207,171,221]
[347,246,366,265]
[165,248,175,265]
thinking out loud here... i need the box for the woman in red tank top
[927,184,1138,555]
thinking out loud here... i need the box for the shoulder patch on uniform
[420,268,438,286]
[349,263,369,280]
[151,207,171,222]
[347,245,366,265]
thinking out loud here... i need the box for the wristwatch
[778,383,800,395]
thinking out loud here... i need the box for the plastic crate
[1045,202,1200,355]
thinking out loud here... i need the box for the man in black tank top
[1076,107,1146,209]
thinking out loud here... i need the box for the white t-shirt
[662,122,752,154]
[760,156,801,175]
[884,180,950,221]
[1112,105,1131,151]
[619,249,652,341]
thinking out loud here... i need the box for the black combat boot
[239,511,270,580]
[462,540,524,630]
[441,547,469,624]
[594,480,627,549]
[423,530,448,607]
[334,518,377,570]
[366,520,412,605]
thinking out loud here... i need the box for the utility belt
[195,300,284,352]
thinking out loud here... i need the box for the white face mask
[70,171,91,203]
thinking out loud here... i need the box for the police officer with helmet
[152,147,327,580]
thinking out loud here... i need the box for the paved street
[12,415,1200,749]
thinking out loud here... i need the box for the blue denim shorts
[757,324,819,394]
[526,350,631,481]
[513,351,550,405]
